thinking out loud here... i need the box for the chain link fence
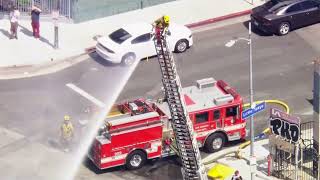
[1,0,176,22]
[0,0,72,18]
[271,121,319,180]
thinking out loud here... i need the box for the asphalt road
[0,21,319,180]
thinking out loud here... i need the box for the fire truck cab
[88,77,247,170]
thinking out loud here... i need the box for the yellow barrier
[243,99,290,114]
[207,163,235,180]
[237,99,290,157]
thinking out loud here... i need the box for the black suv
[251,0,320,35]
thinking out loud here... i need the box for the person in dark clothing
[31,5,41,38]
[231,170,243,180]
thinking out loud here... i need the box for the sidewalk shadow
[242,20,273,37]
[39,36,54,48]
[0,29,10,39]
[18,24,33,37]
[18,24,54,48]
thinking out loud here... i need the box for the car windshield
[109,28,132,44]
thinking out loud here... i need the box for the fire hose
[237,99,290,158]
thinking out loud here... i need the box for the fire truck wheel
[126,150,147,170]
[205,133,225,153]
[174,39,188,53]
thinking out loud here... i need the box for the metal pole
[249,21,256,180]
[68,0,71,19]
[294,144,298,180]
[313,60,320,179]
[53,0,59,49]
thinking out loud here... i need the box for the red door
[192,111,210,133]
[212,109,222,129]
[224,105,240,127]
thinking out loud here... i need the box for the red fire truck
[88,77,247,170]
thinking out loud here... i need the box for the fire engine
[88,77,247,170]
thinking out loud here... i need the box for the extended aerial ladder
[152,27,208,180]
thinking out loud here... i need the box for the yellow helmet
[64,115,70,121]
[163,15,170,24]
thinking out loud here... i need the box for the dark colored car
[251,0,320,35]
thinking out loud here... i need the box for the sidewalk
[0,0,264,68]
[202,139,280,180]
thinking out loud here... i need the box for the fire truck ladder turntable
[153,28,208,180]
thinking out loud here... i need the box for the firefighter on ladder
[152,15,170,42]
[60,115,74,152]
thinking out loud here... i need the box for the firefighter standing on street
[152,15,170,40]
[61,115,74,152]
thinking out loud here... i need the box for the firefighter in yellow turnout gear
[61,115,74,152]
[152,15,170,42]
[153,15,170,29]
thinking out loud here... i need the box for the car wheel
[174,39,189,53]
[205,133,225,153]
[126,150,147,170]
[121,53,136,66]
[278,22,290,36]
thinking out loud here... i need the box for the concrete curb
[0,52,90,79]
[0,9,253,79]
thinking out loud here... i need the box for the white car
[95,22,193,65]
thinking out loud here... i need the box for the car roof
[275,0,310,5]
[266,0,304,11]
[122,22,153,37]
[121,22,184,37]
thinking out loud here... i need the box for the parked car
[95,22,193,65]
[251,0,320,35]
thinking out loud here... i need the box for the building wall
[72,0,176,23]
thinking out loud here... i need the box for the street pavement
[0,20,319,179]
[0,0,263,68]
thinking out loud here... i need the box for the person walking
[231,170,243,180]
[31,5,41,38]
[60,115,74,152]
[9,6,20,39]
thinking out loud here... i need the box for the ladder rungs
[153,34,204,179]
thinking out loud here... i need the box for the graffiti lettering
[269,117,300,142]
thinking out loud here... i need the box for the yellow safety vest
[61,123,74,139]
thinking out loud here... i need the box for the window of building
[195,112,209,123]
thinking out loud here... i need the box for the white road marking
[66,83,106,108]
